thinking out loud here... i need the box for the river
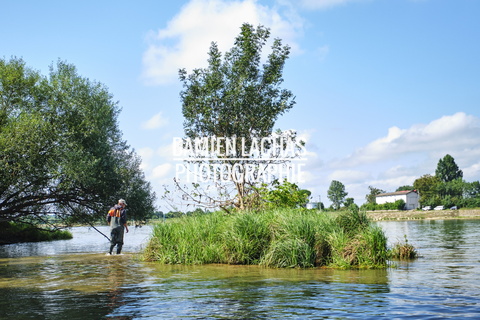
[0,220,479,319]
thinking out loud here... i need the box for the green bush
[0,222,72,244]
[143,207,392,269]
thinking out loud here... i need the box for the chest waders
[109,209,125,255]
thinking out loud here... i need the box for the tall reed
[143,213,225,264]
[143,207,391,269]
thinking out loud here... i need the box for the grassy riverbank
[143,207,391,269]
[0,222,73,244]
[367,208,480,221]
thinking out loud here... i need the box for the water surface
[0,220,479,319]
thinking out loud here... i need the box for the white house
[306,202,321,210]
[375,190,420,210]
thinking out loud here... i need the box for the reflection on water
[0,221,479,319]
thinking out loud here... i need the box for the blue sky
[2,0,480,209]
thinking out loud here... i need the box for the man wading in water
[107,199,129,255]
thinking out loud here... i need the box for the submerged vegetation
[0,222,72,244]
[143,206,400,269]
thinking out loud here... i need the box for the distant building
[375,190,420,210]
[306,202,321,210]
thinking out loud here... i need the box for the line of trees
[322,154,480,211]
[413,154,480,208]
[0,58,156,227]
[361,154,479,210]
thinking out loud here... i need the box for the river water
[0,220,479,319]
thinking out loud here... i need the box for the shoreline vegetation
[0,222,73,245]
[143,207,402,269]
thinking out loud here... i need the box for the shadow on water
[131,264,390,319]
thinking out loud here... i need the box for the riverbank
[0,222,72,245]
[367,208,480,221]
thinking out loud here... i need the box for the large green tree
[435,154,463,183]
[413,174,441,207]
[327,180,348,210]
[365,186,386,204]
[177,23,297,210]
[0,58,156,226]
[396,185,414,191]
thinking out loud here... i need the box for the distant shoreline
[367,208,480,221]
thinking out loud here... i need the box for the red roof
[376,190,417,197]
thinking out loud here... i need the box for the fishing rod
[86,220,111,242]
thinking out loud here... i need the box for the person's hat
[119,199,127,206]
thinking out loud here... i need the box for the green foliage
[396,185,413,191]
[327,180,348,210]
[360,202,378,211]
[435,154,463,183]
[144,213,225,264]
[0,58,156,225]
[179,23,294,143]
[360,199,405,211]
[0,222,72,244]
[177,23,296,210]
[406,154,480,209]
[261,237,316,268]
[413,174,441,207]
[335,204,369,235]
[144,207,391,269]
[343,197,355,207]
[223,212,272,264]
[365,186,386,204]
[255,179,310,209]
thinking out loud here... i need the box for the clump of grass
[143,207,390,269]
[222,211,272,264]
[142,213,225,264]
[389,235,418,260]
[260,210,320,268]
[260,237,315,268]
[335,204,369,235]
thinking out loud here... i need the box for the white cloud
[302,112,480,206]
[137,147,155,171]
[141,112,168,130]
[329,169,371,184]
[142,0,303,85]
[152,163,174,180]
[299,0,364,10]
[340,112,480,168]
[463,162,480,180]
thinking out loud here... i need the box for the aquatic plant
[143,207,390,269]
[389,235,418,260]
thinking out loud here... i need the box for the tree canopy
[179,23,295,143]
[327,180,348,210]
[435,154,463,183]
[365,186,386,204]
[176,23,298,211]
[0,58,156,226]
